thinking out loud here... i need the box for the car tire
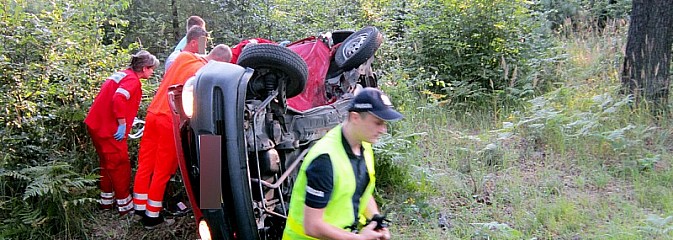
[237,44,308,98]
[331,29,355,45]
[224,75,261,240]
[202,209,235,240]
[335,26,382,71]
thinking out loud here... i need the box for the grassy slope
[381,23,673,239]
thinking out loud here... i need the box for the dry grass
[380,21,673,239]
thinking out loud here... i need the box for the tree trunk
[621,0,673,112]
[172,0,179,42]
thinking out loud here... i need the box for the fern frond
[18,207,44,226]
[23,180,54,200]
[0,170,32,181]
[63,197,96,209]
[65,178,96,189]
[18,162,95,200]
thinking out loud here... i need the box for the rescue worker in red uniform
[133,42,232,229]
[84,50,159,215]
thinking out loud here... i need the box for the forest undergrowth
[375,21,673,239]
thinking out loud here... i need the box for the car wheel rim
[342,33,368,58]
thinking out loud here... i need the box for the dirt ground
[83,171,198,239]
[86,209,198,240]
[85,180,198,240]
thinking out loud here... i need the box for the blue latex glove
[113,124,126,141]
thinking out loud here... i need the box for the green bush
[393,0,559,109]
[0,163,97,238]
[373,132,425,193]
[536,0,632,31]
[0,0,134,238]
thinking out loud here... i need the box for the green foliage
[533,198,588,235]
[537,0,632,31]
[0,0,133,238]
[265,0,381,37]
[390,0,560,110]
[501,87,664,175]
[471,221,523,239]
[640,215,673,235]
[373,131,427,193]
[1,0,132,167]
[0,163,97,239]
[383,10,673,238]
[121,0,390,67]
[119,0,171,56]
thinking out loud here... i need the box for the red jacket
[85,68,142,138]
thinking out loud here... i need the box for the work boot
[98,204,114,210]
[142,215,175,230]
[131,210,145,221]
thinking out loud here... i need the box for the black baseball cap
[348,87,403,121]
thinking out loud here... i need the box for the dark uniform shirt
[304,130,370,223]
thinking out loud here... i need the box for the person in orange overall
[131,25,207,224]
[84,50,159,216]
[133,44,232,229]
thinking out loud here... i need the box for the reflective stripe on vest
[115,88,131,100]
[283,125,376,239]
[109,71,127,83]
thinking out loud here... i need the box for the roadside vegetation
[378,19,673,239]
[2,0,672,239]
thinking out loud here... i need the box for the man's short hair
[186,25,208,43]
[208,44,232,63]
[186,16,205,31]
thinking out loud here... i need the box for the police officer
[283,87,401,239]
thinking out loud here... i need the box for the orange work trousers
[132,113,179,217]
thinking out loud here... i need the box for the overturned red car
[168,26,383,239]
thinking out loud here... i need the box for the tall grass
[378,20,673,239]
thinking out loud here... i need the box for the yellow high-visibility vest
[283,125,376,239]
